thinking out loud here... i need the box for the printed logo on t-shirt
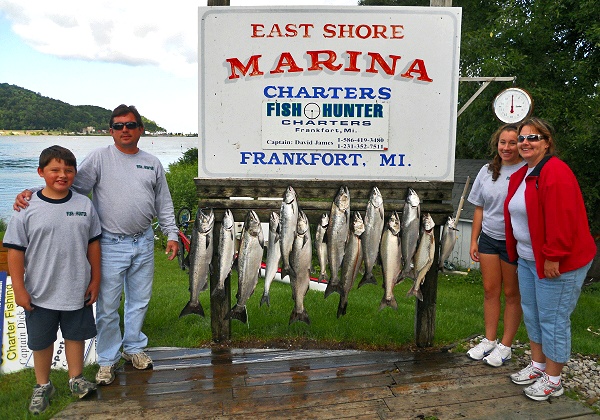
[66,211,87,216]
[136,164,155,170]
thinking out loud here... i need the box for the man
[15,105,179,386]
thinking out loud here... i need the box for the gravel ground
[464,336,600,410]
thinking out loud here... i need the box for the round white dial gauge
[493,87,533,123]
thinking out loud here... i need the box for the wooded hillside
[0,83,165,133]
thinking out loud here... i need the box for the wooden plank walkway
[55,347,597,419]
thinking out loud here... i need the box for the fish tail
[357,271,377,288]
[324,281,340,299]
[225,305,248,324]
[379,296,398,311]
[289,309,310,325]
[179,301,205,318]
[260,293,270,307]
[406,284,424,301]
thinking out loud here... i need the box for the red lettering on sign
[225,55,264,79]
[322,24,404,39]
[225,51,432,82]
[251,23,315,38]
[270,52,303,74]
[401,59,433,82]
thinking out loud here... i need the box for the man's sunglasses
[111,122,140,130]
[517,134,545,143]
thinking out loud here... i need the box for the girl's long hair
[488,123,518,181]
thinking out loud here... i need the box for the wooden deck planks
[54,347,598,419]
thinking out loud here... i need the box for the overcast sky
[0,0,359,133]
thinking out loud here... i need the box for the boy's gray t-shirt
[3,190,102,311]
[72,145,178,240]
[467,161,525,240]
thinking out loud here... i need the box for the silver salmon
[358,186,384,288]
[226,210,264,323]
[315,213,329,283]
[407,213,435,301]
[399,188,421,280]
[439,216,457,270]
[379,211,402,310]
[325,186,350,298]
[211,209,236,301]
[261,212,281,307]
[289,210,312,325]
[180,208,214,317]
[279,186,298,281]
[337,211,365,318]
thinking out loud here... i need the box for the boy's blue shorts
[25,304,96,351]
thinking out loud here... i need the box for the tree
[165,148,199,212]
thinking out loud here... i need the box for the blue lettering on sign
[240,152,363,166]
[264,86,392,100]
[380,154,407,167]
[322,103,383,118]
[266,102,302,117]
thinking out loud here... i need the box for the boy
[2,145,102,414]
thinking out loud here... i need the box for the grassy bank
[1,247,598,419]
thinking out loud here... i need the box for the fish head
[387,211,401,235]
[320,213,329,228]
[269,211,280,231]
[406,188,420,207]
[222,209,235,230]
[282,186,297,204]
[334,186,350,211]
[370,186,384,208]
[296,211,310,235]
[245,210,262,236]
[422,213,435,231]
[195,208,215,233]
[352,211,366,236]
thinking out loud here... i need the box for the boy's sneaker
[483,342,512,367]
[523,373,564,401]
[69,374,97,398]
[510,362,544,385]
[466,337,496,360]
[122,351,153,370]
[96,363,117,385]
[29,382,55,415]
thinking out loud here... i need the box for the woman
[505,117,596,401]
[466,124,524,366]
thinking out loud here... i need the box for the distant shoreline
[0,130,197,137]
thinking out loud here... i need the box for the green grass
[1,246,599,418]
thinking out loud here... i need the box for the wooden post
[430,0,452,6]
[209,217,231,342]
[415,224,441,347]
[413,0,454,349]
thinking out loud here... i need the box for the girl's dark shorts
[25,304,96,351]
[478,231,516,265]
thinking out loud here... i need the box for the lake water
[0,135,199,223]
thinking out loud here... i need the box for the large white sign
[199,6,462,181]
